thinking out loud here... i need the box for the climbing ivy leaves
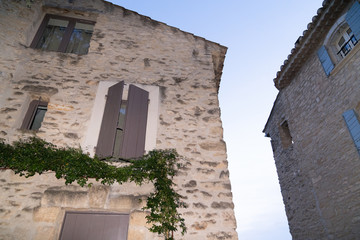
[0,137,186,239]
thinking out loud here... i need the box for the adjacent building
[264,0,360,239]
[0,0,237,239]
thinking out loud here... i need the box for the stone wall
[264,29,360,240]
[0,0,237,239]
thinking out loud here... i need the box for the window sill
[330,42,360,76]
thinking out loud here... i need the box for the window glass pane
[65,22,94,55]
[30,106,47,130]
[351,35,358,45]
[36,18,69,51]
[338,36,345,47]
[346,28,353,36]
[113,102,127,157]
[342,43,352,56]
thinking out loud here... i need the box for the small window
[279,120,293,149]
[31,14,95,55]
[21,100,48,130]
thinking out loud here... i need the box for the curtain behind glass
[66,22,94,55]
[36,18,69,51]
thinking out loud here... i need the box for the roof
[274,0,350,90]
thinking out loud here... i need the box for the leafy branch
[0,137,186,239]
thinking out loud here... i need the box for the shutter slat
[346,2,360,40]
[121,85,149,159]
[343,109,360,156]
[317,45,334,76]
[96,81,124,157]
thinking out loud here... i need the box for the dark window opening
[29,105,47,130]
[21,100,48,130]
[279,121,293,149]
[31,14,95,55]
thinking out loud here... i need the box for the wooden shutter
[20,100,48,129]
[343,109,360,155]
[96,81,124,157]
[317,45,334,76]
[121,85,149,159]
[346,1,360,40]
[59,212,129,240]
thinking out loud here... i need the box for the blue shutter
[317,46,334,76]
[346,1,360,40]
[343,109,360,155]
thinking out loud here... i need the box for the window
[96,81,149,159]
[20,100,48,130]
[279,120,293,149]
[30,14,95,55]
[318,2,360,75]
[336,27,358,58]
[59,212,129,240]
[82,82,159,158]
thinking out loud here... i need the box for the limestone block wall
[0,0,237,239]
[264,41,360,239]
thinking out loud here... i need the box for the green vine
[0,137,187,239]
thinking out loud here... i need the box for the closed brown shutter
[20,100,48,129]
[96,81,124,157]
[121,85,149,159]
[59,212,129,240]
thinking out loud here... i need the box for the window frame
[95,82,150,159]
[20,100,48,130]
[82,81,159,158]
[30,14,95,54]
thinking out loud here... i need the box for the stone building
[264,0,360,239]
[0,0,237,239]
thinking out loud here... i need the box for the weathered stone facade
[264,0,360,239]
[0,0,237,239]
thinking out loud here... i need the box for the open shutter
[343,109,360,156]
[317,45,334,76]
[21,100,39,129]
[121,85,149,159]
[20,100,47,129]
[96,81,124,157]
[346,1,360,40]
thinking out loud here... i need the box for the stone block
[33,207,61,223]
[107,195,143,211]
[129,211,150,228]
[41,188,88,208]
[88,185,109,208]
[34,226,55,240]
[127,227,146,240]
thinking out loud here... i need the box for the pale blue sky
[109,1,323,239]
